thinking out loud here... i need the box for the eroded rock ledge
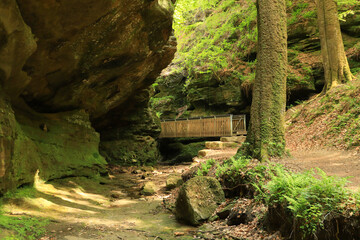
[0,0,176,193]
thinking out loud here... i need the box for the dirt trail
[0,148,238,240]
[275,149,360,190]
[2,165,197,240]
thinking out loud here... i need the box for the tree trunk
[316,0,353,93]
[244,0,287,161]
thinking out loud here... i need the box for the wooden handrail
[159,114,247,138]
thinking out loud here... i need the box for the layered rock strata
[0,0,176,193]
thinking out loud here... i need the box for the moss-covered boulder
[175,176,225,225]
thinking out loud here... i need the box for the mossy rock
[198,149,211,158]
[141,181,158,196]
[159,140,205,163]
[166,175,183,190]
[175,176,225,226]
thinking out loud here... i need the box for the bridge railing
[159,114,246,138]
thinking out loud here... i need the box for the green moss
[0,213,49,240]
[1,107,106,194]
[0,187,49,240]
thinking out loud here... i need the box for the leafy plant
[197,158,216,176]
[264,167,350,237]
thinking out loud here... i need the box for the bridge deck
[159,114,246,138]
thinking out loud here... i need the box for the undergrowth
[199,154,360,238]
[196,158,216,176]
[0,186,49,240]
[261,166,352,237]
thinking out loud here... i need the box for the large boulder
[0,0,176,193]
[175,176,225,226]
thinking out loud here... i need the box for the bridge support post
[230,114,233,136]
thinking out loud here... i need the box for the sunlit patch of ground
[2,169,196,240]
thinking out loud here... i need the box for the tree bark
[316,0,353,93]
[244,0,287,161]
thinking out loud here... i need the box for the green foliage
[263,167,350,237]
[215,155,268,188]
[287,2,309,25]
[335,0,358,7]
[174,0,257,86]
[196,158,216,176]
[149,95,175,119]
[338,9,355,21]
[173,0,218,28]
[211,151,360,237]
[215,155,250,178]
[335,0,358,21]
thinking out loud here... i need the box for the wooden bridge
[159,114,247,138]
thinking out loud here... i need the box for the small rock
[141,181,158,196]
[205,141,224,150]
[198,149,211,158]
[166,175,183,190]
[220,136,246,143]
[174,232,185,236]
[141,166,154,172]
[227,204,255,226]
[132,169,141,174]
[111,193,121,199]
[217,202,236,219]
[118,168,128,173]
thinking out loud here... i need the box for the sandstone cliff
[0,0,176,193]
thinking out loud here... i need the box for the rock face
[150,0,360,118]
[0,0,176,193]
[0,92,107,193]
[175,176,225,225]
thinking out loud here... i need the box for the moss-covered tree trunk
[316,0,353,93]
[245,0,287,161]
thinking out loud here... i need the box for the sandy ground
[275,149,360,191]
[2,165,197,240]
[1,146,359,240]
